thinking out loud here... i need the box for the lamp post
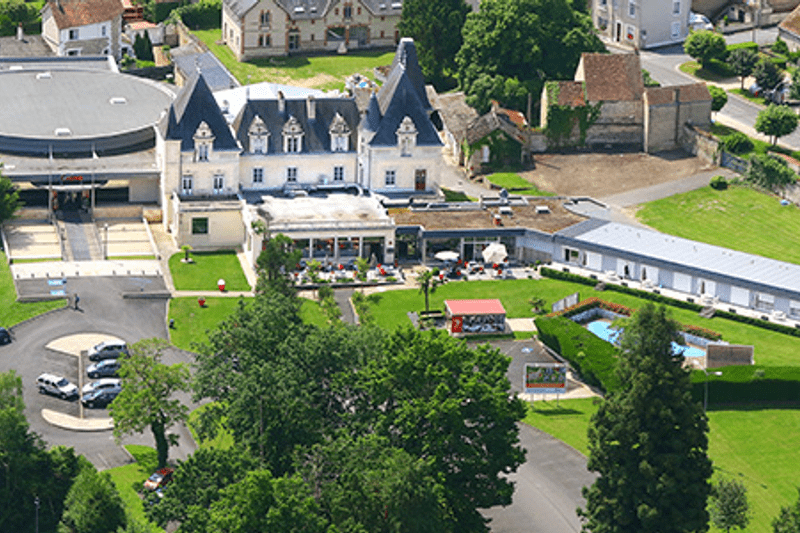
[703,367,723,413]
[34,496,39,533]
[104,223,109,260]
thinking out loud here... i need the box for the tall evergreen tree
[579,304,712,533]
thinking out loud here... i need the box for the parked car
[81,385,121,408]
[143,468,174,492]
[36,373,79,399]
[82,377,122,395]
[86,359,121,379]
[689,12,714,31]
[0,327,10,345]
[88,340,128,361]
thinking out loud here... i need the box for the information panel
[524,363,567,394]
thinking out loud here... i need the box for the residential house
[41,0,127,59]
[464,101,530,172]
[221,0,402,61]
[592,0,691,49]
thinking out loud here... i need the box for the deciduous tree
[111,338,191,468]
[398,0,470,89]
[58,466,126,533]
[579,304,712,533]
[748,153,796,189]
[755,104,798,145]
[710,477,750,533]
[753,58,783,93]
[728,48,758,90]
[684,30,727,69]
[709,85,728,113]
[0,173,22,225]
[773,489,800,533]
[255,232,302,295]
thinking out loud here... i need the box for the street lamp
[104,223,109,260]
[702,367,723,413]
[34,496,39,533]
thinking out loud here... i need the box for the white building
[592,0,691,49]
[41,0,127,59]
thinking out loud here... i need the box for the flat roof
[258,194,392,225]
[445,299,506,315]
[564,221,800,294]
[0,69,174,139]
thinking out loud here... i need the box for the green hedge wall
[690,365,800,405]
[535,316,620,393]
[726,42,758,53]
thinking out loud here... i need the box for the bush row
[715,309,800,338]
[726,42,758,53]
[535,316,620,393]
[690,365,800,405]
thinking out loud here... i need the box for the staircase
[699,306,716,319]
[58,210,104,261]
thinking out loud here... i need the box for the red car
[143,467,174,492]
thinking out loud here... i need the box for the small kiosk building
[444,299,506,335]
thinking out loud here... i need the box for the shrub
[710,175,729,190]
[535,316,620,392]
[690,365,800,404]
[171,0,221,29]
[722,132,754,155]
[769,55,788,70]
[726,42,759,53]
[773,37,789,56]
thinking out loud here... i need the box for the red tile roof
[678,83,712,103]
[128,20,156,30]
[645,86,675,106]
[47,0,124,29]
[555,81,586,107]
[779,4,800,37]
[445,299,506,316]
[578,53,644,102]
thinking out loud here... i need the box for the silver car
[82,377,122,395]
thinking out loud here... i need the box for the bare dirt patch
[522,152,713,197]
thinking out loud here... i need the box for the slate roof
[171,50,237,92]
[160,74,239,152]
[45,0,124,29]
[366,38,440,147]
[779,4,800,38]
[429,90,478,145]
[0,35,55,57]
[232,97,360,153]
[223,0,402,20]
[465,108,526,146]
[577,53,644,102]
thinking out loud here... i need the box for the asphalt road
[0,276,198,471]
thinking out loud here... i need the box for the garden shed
[444,299,506,336]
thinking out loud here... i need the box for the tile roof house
[591,0,691,49]
[221,0,402,61]
[41,0,127,59]
[540,53,712,152]
[779,4,800,50]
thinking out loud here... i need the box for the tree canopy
[398,0,470,89]
[748,153,796,190]
[774,489,800,533]
[255,232,302,295]
[755,104,799,145]
[753,58,783,93]
[455,0,603,114]
[709,85,728,113]
[111,338,191,468]
[728,48,758,90]
[58,466,126,533]
[710,477,750,533]
[0,173,22,225]
[684,30,727,68]
[579,304,712,533]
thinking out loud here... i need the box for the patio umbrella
[435,250,459,262]
[482,243,508,264]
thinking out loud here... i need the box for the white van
[36,373,78,399]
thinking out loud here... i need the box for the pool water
[586,320,705,358]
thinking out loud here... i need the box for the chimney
[277,90,285,114]
[306,95,315,120]
[16,23,23,41]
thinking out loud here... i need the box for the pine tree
[579,303,712,533]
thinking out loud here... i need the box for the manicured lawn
[637,185,800,266]
[169,296,327,351]
[366,277,800,366]
[679,60,735,81]
[11,257,61,263]
[168,251,250,291]
[730,87,768,106]
[193,29,393,89]
[108,255,157,261]
[524,400,800,533]
[442,188,476,202]
[106,445,158,529]
[0,251,64,326]
[485,173,554,196]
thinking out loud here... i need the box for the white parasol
[482,243,508,264]
[434,250,459,262]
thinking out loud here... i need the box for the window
[598,0,607,6]
[626,25,635,41]
[197,144,209,161]
[755,292,775,311]
[66,49,80,56]
[334,166,344,181]
[213,175,224,193]
[357,6,361,14]
[252,168,264,183]
[335,7,339,15]
[101,25,107,36]
[252,168,265,184]
[288,30,300,50]
[672,0,680,15]
[344,5,352,18]
[286,167,298,182]
[258,34,271,47]
[790,301,800,319]
[287,137,299,152]
[68,29,79,40]
[415,169,426,191]
[628,0,635,17]
[181,175,193,194]
[260,10,270,26]
[481,145,490,163]
[671,21,681,38]
[192,218,208,235]
[385,170,396,186]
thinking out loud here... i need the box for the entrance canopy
[37,183,104,192]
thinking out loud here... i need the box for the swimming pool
[586,320,705,358]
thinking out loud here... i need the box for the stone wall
[94,204,144,219]
[679,123,719,165]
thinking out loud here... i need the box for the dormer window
[282,116,304,153]
[396,116,417,156]
[193,121,214,162]
[329,112,350,152]
[248,115,269,154]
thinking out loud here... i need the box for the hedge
[535,316,620,393]
[726,42,758,53]
[541,267,800,338]
[690,365,800,405]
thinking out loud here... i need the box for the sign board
[551,292,580,313]
[451,316,463,333]
[524,363,567,394]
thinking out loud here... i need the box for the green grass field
[679,60,735,81]
[106,445,159,529]
[168,251,250,291]
[367,277,800,366]
[637,185,800,266]
[525,399,800,533]
[193,29,393,89]
[730,87,769,106]
[0,251,64,326]
[485,173,554,196]
[168,296,327,351]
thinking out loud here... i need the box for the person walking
[74,293,80,310]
